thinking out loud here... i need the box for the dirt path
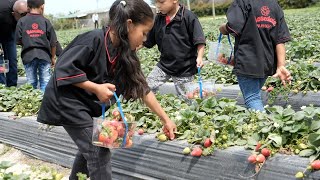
[0,143,71,179]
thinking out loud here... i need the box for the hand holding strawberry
[162,120,177,140]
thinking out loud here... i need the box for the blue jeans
[24,58,51,92]
[237,75,267,111]
[0,31,18,87]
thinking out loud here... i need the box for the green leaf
[311,121,320,131]
[213,115,231,122]
[267,134,282,146]
[177,130,191,140]
[261,126,271,133]
[235,139,247,146]
[293,111,305,121]
[283,108,295,117]
[247,133,260,146]
[299,149,316,157]
[308,133,320,147]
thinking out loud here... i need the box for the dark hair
[109,0,154,101]
[27,0,44,9]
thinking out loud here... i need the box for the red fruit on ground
[267,86,274,92]
[256,154,266,163]
[255,143,262,151]
[248,154,257,163]
[261,148,271,157]
[191,147,202,157]
[138,128,144,135]
[204,138,212,148]
[311,160,320,170]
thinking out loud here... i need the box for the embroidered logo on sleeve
[256,6,276,29]
[26,23,44,37]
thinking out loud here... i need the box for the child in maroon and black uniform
[37,0,176,179]
[143,0,206,96]
[219,0,292,111]
[16,0,57,92]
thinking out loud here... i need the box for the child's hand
[272,66,292,86]
[95,83,116,102]
[196,57,204,67]
[162,120,177,140]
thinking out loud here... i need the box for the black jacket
[226,0,291,78]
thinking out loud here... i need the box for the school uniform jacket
[226,0,291,78]
[16,13,57,64]
[37,26,123,128]
[144,4,206,77]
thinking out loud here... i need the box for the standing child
[37,0,177,179]
[219,0,292,111]
[143,0,206,96]
[16,0,57,92]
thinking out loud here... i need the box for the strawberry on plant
[311,160,320,170]
[191,147,202,157]
[267,86,274,92]
[183,147,191,154]
[248,154,257,164]
[261,148,271,157]
[138,128,144,135]
[295,172,304,179]
[256,154,266,163]
[255,143,262,152]
[158,134,167,142]
[204,138,212,148]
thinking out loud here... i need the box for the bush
[278,0,317,8]
[191,2,232,17]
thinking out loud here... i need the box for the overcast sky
[44,0,152,15]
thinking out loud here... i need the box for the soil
[0,143,71,179]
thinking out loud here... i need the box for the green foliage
[191,2,231,17]
[278,0,316,9]
[0,84,42,117]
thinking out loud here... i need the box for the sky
[44,0,152,16]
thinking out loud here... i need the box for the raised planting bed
[1,112,320,179]
[158,83,320,111]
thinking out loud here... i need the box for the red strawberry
[204,138,212,148]
[248,154,257,163]
[256,154,266,163]
[267,86,274,92]
[311,160,320,170]
[191,147,202,157]
[255,143,262,152]
[125,138,133,148]
[138,128,144,135]
[261,148,271,157]
[186,92,194,99]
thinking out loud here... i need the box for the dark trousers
[94,20,99,29]
[63,126,112,180]
[0,31,18,87]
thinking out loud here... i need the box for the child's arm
[74,81,116,103]
[272,43,291,86]
[51,46,56,66]
[196,44,205,67]
[142,91,177,140]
